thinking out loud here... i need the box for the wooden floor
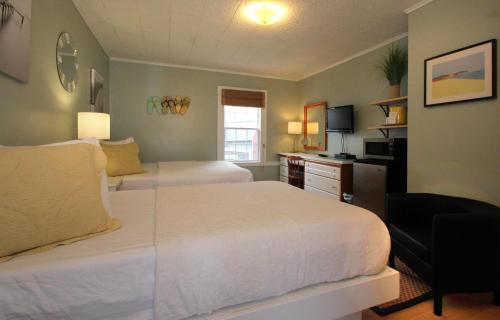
[363,293,500,320]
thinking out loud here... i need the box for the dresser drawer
[305,172,340,195]
[305,161,341,180]
[279,165,288,177]
[305,185,340,200]
[280,175,288,183]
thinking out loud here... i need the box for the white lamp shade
[288,121,302,134]
[78,112,110,139]
[307,122,319,135]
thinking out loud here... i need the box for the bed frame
[190,267,399,320]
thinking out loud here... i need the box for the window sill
[232,161,280,167]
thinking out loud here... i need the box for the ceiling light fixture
[245,2,285,26]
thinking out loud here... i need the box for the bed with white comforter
[0,182,390,320]
[119,161,253,190]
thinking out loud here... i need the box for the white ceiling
[73,0,421,80]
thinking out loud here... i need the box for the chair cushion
[389,224,432,261]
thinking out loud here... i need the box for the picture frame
[424,39,496,107]
[90,68,104,112]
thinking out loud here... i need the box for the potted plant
[379,45,407,98]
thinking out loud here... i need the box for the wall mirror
[303,101,327,151]
[56,32,78,92]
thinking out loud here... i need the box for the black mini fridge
[351,158,407,222]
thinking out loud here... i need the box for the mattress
[118,161,253,191]
[0,190,156,320]
[153,181,390,320]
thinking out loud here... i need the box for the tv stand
[334,153,356,160]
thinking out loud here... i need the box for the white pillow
[41,138,113,216]
[100,137,134,145]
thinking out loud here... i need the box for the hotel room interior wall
[407,0,500,206]
[0,0,108,146]
[109,60,300,180]
[298,38,408,157]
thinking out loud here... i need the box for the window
[218,87,266,163]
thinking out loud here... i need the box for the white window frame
[217,86,267,165]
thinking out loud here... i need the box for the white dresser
[279,153,353,201]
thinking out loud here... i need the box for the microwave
[363,138,407,161]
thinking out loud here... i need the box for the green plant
[379,45,408,86]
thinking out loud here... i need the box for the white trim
[217,86,268,165]
[235,161,280,167]
[404,0,434,14]
[296,32,408,81]
[110,57,295,81]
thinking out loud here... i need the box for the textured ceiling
[73,0,420,80]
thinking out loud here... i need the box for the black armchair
[386,193,500,316]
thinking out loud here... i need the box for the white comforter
[157,161,253,187]
[153,181,390,320]
[118,161,254,190]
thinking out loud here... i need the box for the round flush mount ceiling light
[244,2,286,25]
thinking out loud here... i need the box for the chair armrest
[432,212,500,290]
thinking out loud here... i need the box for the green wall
[298,38,408,157]
[407,0,500,206]
[109,60,300,164]
[0,0,108,146]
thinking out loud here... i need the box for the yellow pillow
[100,142,144,177]
[0,143,121,262]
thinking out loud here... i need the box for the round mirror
[56,32,78,92]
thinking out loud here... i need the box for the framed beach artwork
[425,39,496,107]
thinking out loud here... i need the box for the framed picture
[0,0,32,82]
[424,39,496,107]
[90,68,104,112]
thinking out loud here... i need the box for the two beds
[116,161,254,191]
[0,182,398,320]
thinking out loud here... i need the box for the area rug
[371,258,433,315]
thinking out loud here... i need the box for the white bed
[118,161,253,191]
[0,182,398,320]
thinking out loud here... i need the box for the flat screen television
[326,105,354,133]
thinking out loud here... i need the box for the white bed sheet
[157,161,253,187]
[118,161,253,191]
[0,190,156,320]
[153,181,390,320]
[119,162,159,190]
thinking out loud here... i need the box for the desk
[278,153,353,201]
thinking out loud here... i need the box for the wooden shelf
[368,124,407,138]
[367,124,408,130]
[369,96,408,106]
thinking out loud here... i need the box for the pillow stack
[0,142,121,262]
[100,137,144,177]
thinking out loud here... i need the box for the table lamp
[288,121,302,152]
[78,112,110,140]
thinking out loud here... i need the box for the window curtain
[221,89,265,108]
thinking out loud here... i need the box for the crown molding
[296,32,408,81]
[404,0,434,14]
[109,57,296,81]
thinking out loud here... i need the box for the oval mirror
[56,32,78,92]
